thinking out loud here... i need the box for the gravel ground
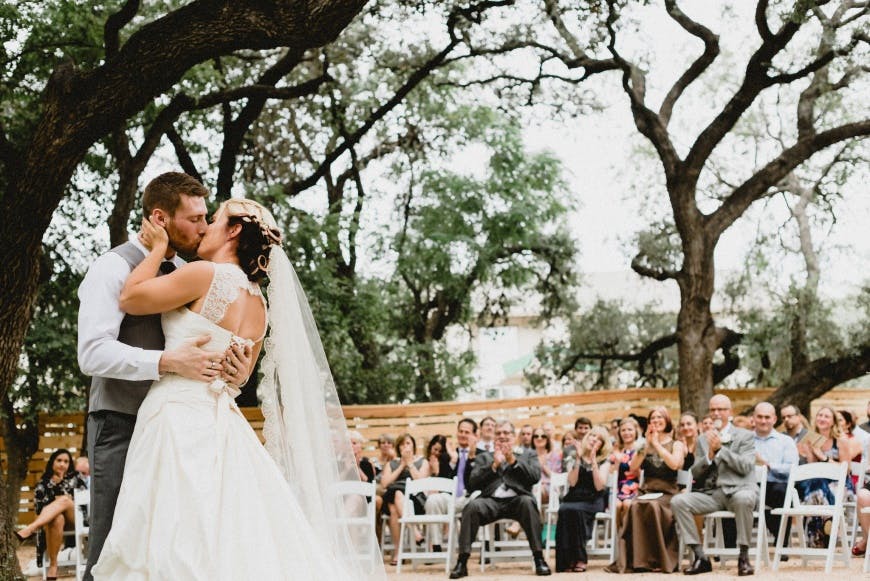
[17,543,866,579]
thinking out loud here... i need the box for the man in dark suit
[449,420,551,578]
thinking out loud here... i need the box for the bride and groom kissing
[77,172,383,580]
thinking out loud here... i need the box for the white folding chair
[588,471,619,561]
[771,461,850,572]
[700,465,770,571]
[396,477,457,574]
[543,472,569,561]
[73,488,89,581]
[846,458,867,546]
[329,481,380,573]
[674,469,693,566]
[862,506,870,573]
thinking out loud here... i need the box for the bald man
[671,394,758,576]
[753,402,798,542]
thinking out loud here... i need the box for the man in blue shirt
[754,402,799,541]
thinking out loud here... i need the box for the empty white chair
[700,464,770,571]
[543,472,569,560]
[771,461,850,572]
[396,476,456,573]
[846,458,867,545]
[329,481,380,573]
[587,471,619,562]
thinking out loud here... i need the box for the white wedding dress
[92,263,363,580]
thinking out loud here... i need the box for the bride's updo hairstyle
[221,198,283,283]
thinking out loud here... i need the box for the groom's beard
[166,226,202,259]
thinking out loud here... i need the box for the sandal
[570,562,587,572]
[852,543,866,557]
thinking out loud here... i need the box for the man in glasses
[449,420,551,578]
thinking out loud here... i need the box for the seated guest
[477,416,497,453]
[426,434,449,477]
[74,456,90,489]
[349,430,381,513]
[837,410,863,487]
[609,417,641,525]
[609,417,622,444]
[780,405,808,444]
[520,424,535,450]
[752,403,798,545]
[554,426,612,572]
[671,394,758,577]
[699,414,713,433]
[543,420,561,450]
[372,433,396,542]
[796,406,850,548]
[560,430,579,469]
[532,427,562,507]
[678,412,700,471]
[449,420,551,578]
[574,417,592,440]
[425,419,478,552]
[606,406,685,573]
[380,433,430,565]
[15,449,86,580]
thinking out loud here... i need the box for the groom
[77,172,249,580]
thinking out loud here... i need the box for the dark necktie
[159,261,176,275]
[456,449,467,496]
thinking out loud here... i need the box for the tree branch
[558,333,678,379]
[708,119,870,237]
[659,0,720,127]
[104,0,140,58]
[631,254,679,281]
[165,127,202,182]
[755,0,773,42]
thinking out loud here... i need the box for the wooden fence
[4,387,869,524]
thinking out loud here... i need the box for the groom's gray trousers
[671,487,758,547]
[83,410,137,581]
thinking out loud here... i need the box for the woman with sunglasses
[532,428,562,507]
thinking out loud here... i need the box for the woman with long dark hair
[16,448,85,579]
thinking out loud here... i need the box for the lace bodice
[200,262,265,333]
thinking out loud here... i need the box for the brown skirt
[606,491,679,574]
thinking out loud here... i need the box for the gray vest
[88,242,167,416]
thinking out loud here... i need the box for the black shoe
[737,555,754,576]
[433,544,443,552]
[683,557,712,575]
[534,556,552,576]
[449,562,468,579]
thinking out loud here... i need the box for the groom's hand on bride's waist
[158,334,224,382]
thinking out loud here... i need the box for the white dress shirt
[77,238,181,381]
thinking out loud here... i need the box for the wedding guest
[532,427,562,507]
[15,449,86,580]
[554,426,611,572]
[372,433,396,478]
[779,405,807,443]
[449,420,551,578]
[609,417,622,443]
[426,434,450,477]
[854,479,870,556]
[560,430,579,471]
[574,417,592,440]
[477,417,497,453]
[671,394,757,576]
[752,403,798,544]
[425,419,478,552]
[380,433,430,565]
[543,420,561,450]
[606,407,685,573]
[796,407,850,549]
[699,414,714,433]
[609,417,641,525]
[520,424,535,450]
[678,412,700,471]
[74,456,90,489]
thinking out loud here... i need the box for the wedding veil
[258,245,386,580]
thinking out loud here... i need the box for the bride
[92,199,385,580]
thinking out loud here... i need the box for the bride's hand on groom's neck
[139,216,169,253]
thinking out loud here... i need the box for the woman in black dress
[379,433,430,564]
[555,426,612,572]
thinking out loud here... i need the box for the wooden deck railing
[4,387,868,524]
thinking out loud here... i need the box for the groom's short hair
[143,172,209,216]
